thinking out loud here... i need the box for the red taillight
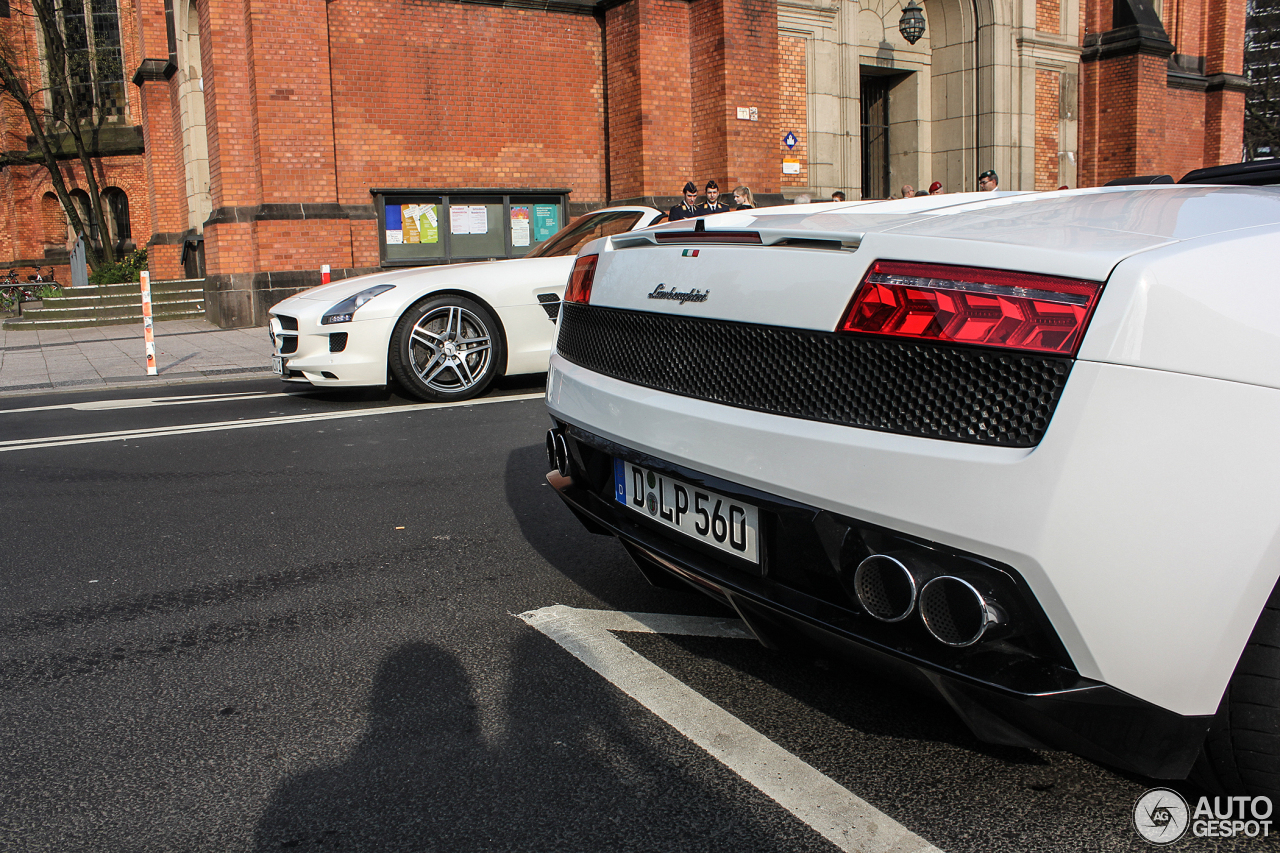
[565,254,598,304]
[840,260,1103,356]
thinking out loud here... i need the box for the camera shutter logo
[1134,788,1190,844]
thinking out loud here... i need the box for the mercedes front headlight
[322,284,395,325]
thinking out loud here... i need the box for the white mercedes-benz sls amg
[545,179,1280,796]
[268,206,663,401]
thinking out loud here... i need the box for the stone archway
[779,0,977,198]
[779,0,1071,196]
[922,0,979,192]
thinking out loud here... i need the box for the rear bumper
[546,426,1212,780]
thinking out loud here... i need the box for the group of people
[669,180,756,220]
[899,180,950,198]
[902,170,1000,196]
[671,168,1005,218]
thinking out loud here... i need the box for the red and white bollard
[140,271,157,376]
[321,264,330,285]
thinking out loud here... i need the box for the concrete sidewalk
[0,319,273,396]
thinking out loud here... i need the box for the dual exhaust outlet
[848,553,1005,647]
[546,429,571,478]
[547,427,1000,648]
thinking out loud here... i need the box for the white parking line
[518,605,943,853]
[0,391,545,452]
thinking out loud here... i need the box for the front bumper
[268,311,392,387]
[547,423,1212,779]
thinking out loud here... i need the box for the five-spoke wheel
[389,295,505,402]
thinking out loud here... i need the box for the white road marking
[0,391,545,452]
[0,391,284,415]
[519,605,943,853]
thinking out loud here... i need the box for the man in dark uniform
[669,182,701,221]
[697,180,732,215]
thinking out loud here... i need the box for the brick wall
[328,0,605,206]
[0,157,150,284]
[610,0,694,198]
[1036,0,1060,34]
[198,0,609,302]
[0,0,151,280]
[778,35,807,189]
[1035,69,1059,189]
[604,0,647,200]
[690,0,728,186]
[722,0,779,190]
[1079,0,1245,185]
[0,0,1248,324]
[603,0,777,201]
[133,0,200,282]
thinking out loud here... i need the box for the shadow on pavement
[251,635,832,852]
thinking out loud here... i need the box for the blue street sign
[784,132,798,150]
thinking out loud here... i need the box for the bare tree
[0,0,125,269]
[1246,0,1280,159]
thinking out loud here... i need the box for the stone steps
[3,279,206,330]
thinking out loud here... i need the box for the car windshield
[528,211,645,258]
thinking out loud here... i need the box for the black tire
[388,294,505,403]
[1193,576,1280,798]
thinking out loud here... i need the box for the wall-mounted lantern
[899,0,926,44]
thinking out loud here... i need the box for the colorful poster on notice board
[510,206,531,247]
[419,205,439,244]
[533,205,560,242]
[385,204,404,244]
[397,204,439,244]
[403,209,421,243]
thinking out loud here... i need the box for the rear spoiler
[613,224,863,252]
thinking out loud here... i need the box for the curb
[0,367,275,398]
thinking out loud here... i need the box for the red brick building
[1078,0,1248,185]
[0,0,149,287]
[0,0,1247,327]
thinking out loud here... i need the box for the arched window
[102,187,131,252]
[67,189,96,243]
[47,0,127,123]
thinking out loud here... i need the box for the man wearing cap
[978,170,999,191]
[670,182,701,221]
[697,180,732,215]
[928,181,943,195]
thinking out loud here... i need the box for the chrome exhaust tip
[553,431,571,478]
[545,429,558,471]
[918,576,1004,647]
[851,554,920,622]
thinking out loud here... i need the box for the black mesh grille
[279,336,298,355]
[557,303,1072,447]
[329,332,348,353]
[277,315,298,331]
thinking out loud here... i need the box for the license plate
[615,459,759,563]
[271,354,284,375]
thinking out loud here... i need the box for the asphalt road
[0,379,1269,851]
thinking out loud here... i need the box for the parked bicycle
[26,266,61,297]
[1,266,59,313]
[1,270,33,313]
